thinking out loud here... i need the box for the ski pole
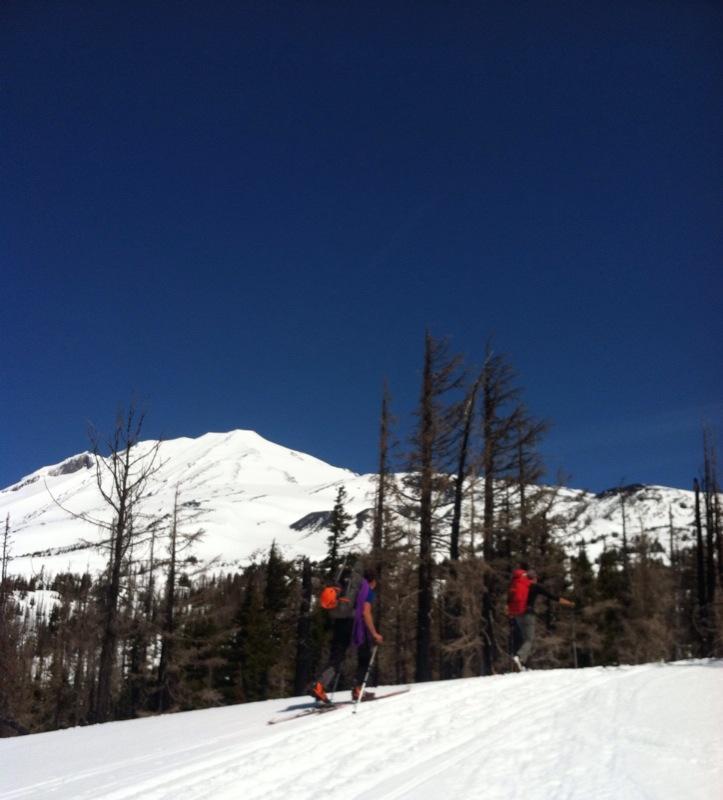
[353,644,378,714]
[330,670,341,702]
[508,619,514,673]
[570,608,578,669]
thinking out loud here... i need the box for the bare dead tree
[156,484,206,712]
[0,514,11,613]
[89,400,162,723]
[480,340,523,562]
[403,330,466,682]
[372,380,395,577]
[443,373,482,679]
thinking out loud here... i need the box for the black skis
[268,702,343,725]
[268,688,410,725]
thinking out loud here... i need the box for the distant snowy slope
[3,661,721,799]
[1,430,375,577]
[0,429,698,580]
[552,482,696,564]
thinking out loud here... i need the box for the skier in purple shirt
[309,568,383,704]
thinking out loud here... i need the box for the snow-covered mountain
[0,429,698,580]
[1,430,376,578]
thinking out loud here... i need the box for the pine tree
[235,567,274,701]
[325,487,355,576]
[293,557,313,695]
[568,545,599,667]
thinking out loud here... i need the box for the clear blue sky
[2,1,721,493]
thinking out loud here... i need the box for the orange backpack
[319,560,363,620]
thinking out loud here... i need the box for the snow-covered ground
[3,660,721,799]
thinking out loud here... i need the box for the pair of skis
[269,645,409,725]
[268,687,410,725]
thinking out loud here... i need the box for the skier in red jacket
[508,566,574,672]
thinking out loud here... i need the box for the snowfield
[4,660,721,799]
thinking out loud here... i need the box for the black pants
[354,638,373,685]
[318,618,372,689]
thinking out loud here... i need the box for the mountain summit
[1,430,375,578]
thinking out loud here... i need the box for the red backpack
[507,569,531,617]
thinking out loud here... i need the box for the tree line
[0,333,720,736]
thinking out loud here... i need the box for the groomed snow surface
[4,661,721,799]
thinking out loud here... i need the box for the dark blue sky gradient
[2,1,721,492]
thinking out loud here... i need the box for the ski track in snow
[4,662,721,800]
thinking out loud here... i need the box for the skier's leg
[517,613,536,665]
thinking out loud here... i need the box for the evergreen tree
[235,567,274,701]
[293,557,313,695]
[595,546,626,664]
[324,487,355,576]
[568,545,600,667]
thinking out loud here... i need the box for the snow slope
[3,661,721,799]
